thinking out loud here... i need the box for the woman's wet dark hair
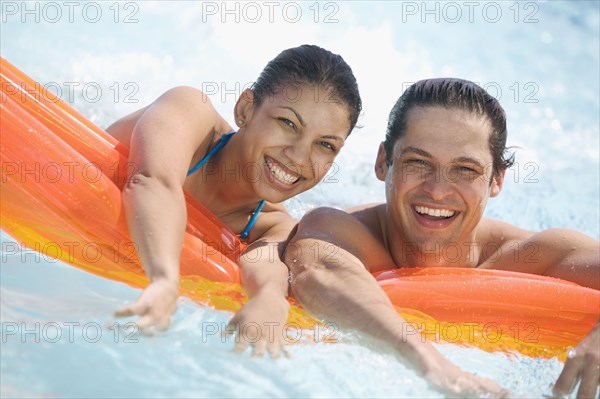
[251,44,362,134]
[384,78,515,178]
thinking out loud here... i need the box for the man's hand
[114,278,179,334]
[423,360,509,398]
[226,291,290,358]
[554,322,600,398]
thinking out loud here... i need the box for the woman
[106,45,362,357]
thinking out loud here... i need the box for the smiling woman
[98,44,362,356]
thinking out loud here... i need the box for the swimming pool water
[1,1,598,397]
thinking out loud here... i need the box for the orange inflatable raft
[1,57,598,358]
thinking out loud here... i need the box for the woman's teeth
[265,157,300,185]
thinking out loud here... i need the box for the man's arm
[483,220,599,398]
[285,207,508,397]
[527,228,599,289]
[554,321,599,399]
[483,220,599,289]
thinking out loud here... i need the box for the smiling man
[284,78,599,398]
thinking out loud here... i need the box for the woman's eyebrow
[321,135,344,142]
[277,106,305,127]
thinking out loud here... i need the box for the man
[284,79,599,398]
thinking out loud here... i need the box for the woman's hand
[226,291,290,358]
[114,278,179,334]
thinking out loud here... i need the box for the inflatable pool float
[1,57,598,359]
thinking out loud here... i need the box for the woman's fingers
[233,336,251,354]
[267,341,284,359]
[114,299,173,335]
[114,300,147,318]
[226,318,287,359]
[251,339,268,358]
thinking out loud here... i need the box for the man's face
[375,106,504,252]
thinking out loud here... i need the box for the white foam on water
[1,1,598,397]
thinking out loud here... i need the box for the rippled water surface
[1,1,598,397]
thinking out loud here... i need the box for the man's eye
[406,159,428,166]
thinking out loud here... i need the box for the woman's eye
[278,118,296,129]
[319,141,336,152]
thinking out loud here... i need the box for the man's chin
[404,235,460,254]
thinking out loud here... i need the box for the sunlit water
[1,1,598,397]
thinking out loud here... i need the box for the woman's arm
[228,209,296,357]
[109,86,224,332]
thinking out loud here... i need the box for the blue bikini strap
[186,131,236,177]
[186,130,265,241]
[239,199,266,241]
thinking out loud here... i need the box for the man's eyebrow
[278,106,306,127]
[400,148,485,168]
[400,147,432,158]
[453,156,485,168]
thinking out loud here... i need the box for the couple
[107,45,599,397]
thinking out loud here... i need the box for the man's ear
[490,168,505,197]
[234,89,255,127]
[375,142,389,181]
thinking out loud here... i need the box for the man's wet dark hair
[384,78,514,178]
[252,44,362,135]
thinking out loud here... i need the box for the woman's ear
[234,89,255,127]
[375,142,389,181]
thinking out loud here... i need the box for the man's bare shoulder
[295,205,393,271]
[347,203,387,243]
[478,218,533,245]
[295,206,373,242]
[477,218,599,288]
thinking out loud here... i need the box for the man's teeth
[265,157,300,184]
[415,206,455,218]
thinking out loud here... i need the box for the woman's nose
[283,141,311,169]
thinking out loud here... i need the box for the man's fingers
[576,361,599,399]
[554,358,581,396]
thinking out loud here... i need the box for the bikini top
[187,131,265,241]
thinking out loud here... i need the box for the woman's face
[237,85,352,203]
